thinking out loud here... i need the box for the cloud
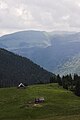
[62,15,70,20]
[0,0,80,35]
[0,0,8,10]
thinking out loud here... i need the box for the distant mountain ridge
[0,30,51,49]
[0,48,53,87]
[0,30,80,75]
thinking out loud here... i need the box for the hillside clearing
[0,83,80,120]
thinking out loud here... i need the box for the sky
[0,0,80,35]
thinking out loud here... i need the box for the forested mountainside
[0,48,53,87]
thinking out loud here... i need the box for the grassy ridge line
[0,84,80,120]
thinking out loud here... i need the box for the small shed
[35,97,45,103]
[17,83,25,89]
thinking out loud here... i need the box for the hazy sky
[0,0,80,35]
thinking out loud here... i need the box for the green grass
[0,83,80,120]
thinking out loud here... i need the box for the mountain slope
[0,30,51,49]
[0,48,53,87]
[0,84,80,120]
[0,30,80,75]
[12,31,80,73]
[55,53,80,75]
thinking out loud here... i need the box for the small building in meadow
[17,83,25,89]
[35,97,45,103]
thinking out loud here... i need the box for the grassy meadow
[0,83,80,120]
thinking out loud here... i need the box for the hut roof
[18,83,25,87]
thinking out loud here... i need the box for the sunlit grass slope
[0,83,80,120]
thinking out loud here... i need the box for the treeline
[50,74,80,96]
